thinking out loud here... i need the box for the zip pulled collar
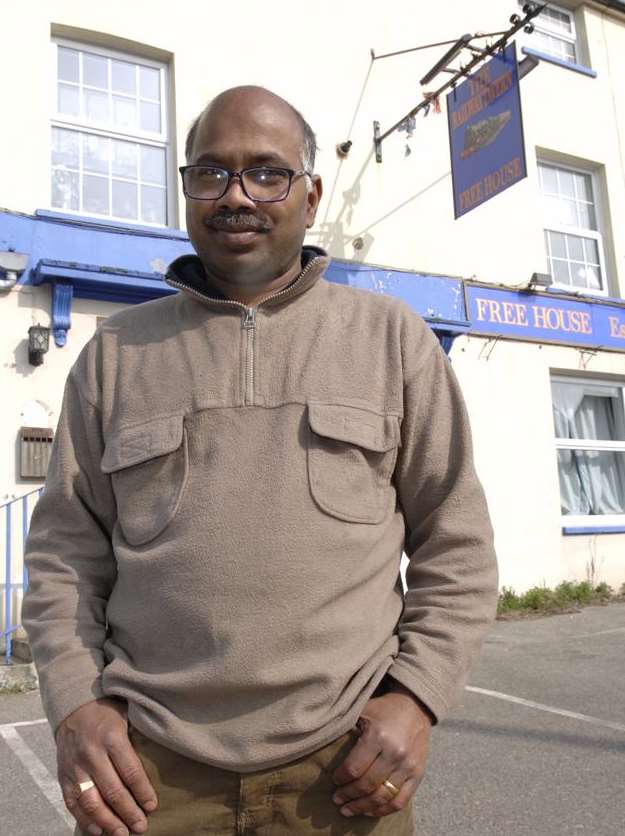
[165,246,330,313]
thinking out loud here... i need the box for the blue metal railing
[2,488,43,664]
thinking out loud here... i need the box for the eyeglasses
[179,165,310,202]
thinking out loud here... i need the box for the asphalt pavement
[1,603,624,835]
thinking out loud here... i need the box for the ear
[305,175,323,228]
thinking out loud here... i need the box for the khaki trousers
[75,725,415,835]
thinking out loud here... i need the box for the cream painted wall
[451,333,625,591]
[1,286,126,502]
[2,1,625,591]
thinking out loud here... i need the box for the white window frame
[539,160,609,297]
[552,374,625,528]
[50,38,172,228]
[519,1,579,64]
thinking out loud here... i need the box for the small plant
[497,578,621,618]
[594,582,613,601]
[498,587,522,613]
[521,586,555,610]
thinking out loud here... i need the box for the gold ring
[74,780,95,798]
[383,779,400,797]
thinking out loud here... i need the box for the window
[539,162,607,294]
[520,1,578,64]
[551,377,625,525]
[51,40,169,226]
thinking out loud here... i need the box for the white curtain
[552,383,625,515]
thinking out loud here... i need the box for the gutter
[591,0,625,13]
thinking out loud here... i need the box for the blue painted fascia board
[33,259,176,303]
[34,209,191,241]
[325,259,468,324]
[0,207,195,288]
[521,46,597,78]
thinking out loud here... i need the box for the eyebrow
[193,151,293,168]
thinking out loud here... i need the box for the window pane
[583,238,600,264]
[58,83,80,117]
[571,263,589,288]
[140,66,160,100]
[51,128,79,169]
[83,174,109,214]
[83,134,109,174]
[548,231,567,259]
[556,450,625,515]
[533,31,554,54]
[578,202,596,230]
[540,165,558,195]
[113,96,137,129]
[140,101,161,132]
[585,265,602,290]
[141,185,166,224]
[51,169,79,211]
[112,60,136,94]
[549,9,572,35]
[564,41,577,63]
[575,173,593,202]
[84,89,109,123]
[83,53,108,89]
[112,180,138,219]
[140,145,165,184]
[552,260,571,284]
[558,170,575,199]
[552,382,625,441]
[567,235,584,262]
[58,47,79,82]
[112,140,138,179]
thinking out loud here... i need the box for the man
[23,86,498,835]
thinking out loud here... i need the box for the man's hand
[56,698,158,836]
[330,681,433,819]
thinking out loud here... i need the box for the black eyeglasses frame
[178,165,311,203]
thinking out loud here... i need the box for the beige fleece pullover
[23,247,498,771]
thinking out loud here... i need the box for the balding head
[185,86,317,172]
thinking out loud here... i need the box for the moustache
[206,213,270,233]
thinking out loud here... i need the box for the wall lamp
[518,52,540,79]
[0,250,28,291]
[336,141,353,158]
[28,324,50,366]
[529,272,553,289]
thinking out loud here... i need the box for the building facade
[2,0,625,638]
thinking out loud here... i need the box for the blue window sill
[563,525,625,535]
[521,46,597,79]
[35,209,190,241]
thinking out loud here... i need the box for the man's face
[185,92,322,289]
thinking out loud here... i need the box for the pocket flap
[308,403,399,453]
[101,414,185,474]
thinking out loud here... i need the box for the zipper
[243,307,256,405]
[166,256,321,406]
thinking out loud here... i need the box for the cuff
[384,661,451,725]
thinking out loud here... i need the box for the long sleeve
[387,321,499,723]
[22,343,118,733]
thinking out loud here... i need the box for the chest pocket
[307,403,400,524]
[101,414,189,546]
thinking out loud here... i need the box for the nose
[217,173,257,212]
